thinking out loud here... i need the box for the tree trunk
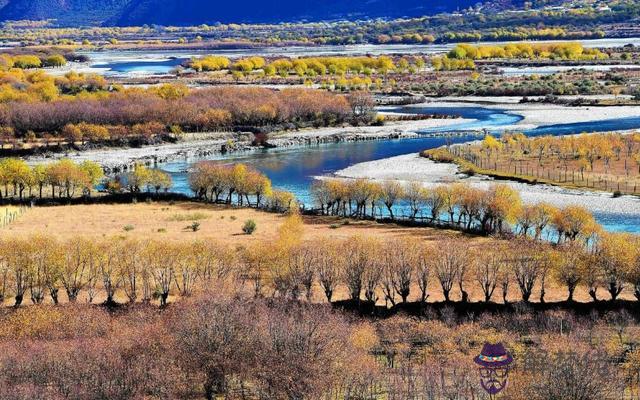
[50,288,59,305]
[567,285,576,302]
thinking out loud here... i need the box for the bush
[123,224,134,231]
[242,219,257,235]
[187,222,200,232]
[613,190,622,198]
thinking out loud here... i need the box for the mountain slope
[0,0,482,27]
[111,0,481,26]
[0,0,130,26]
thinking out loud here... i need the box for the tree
[552,205,599,243]
[553,243,584,302]
[342,237,374,303]
[6,238,31,306]
[256,303,350,400]
[119,239,142,303]
[80,161,104,196]
[595,232,635,301]
[145,241,178,306]
[382,239,415,305]
[146,169,172,194]
[316,239,340,303]
[404,181,427,220]
[96,238,122,306]
[511,240,544,303]
[433,241,465,302]
[61,237,93,302]
[475,249,503,302]
[171,296,259,399]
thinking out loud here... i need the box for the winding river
[160,105,640,233]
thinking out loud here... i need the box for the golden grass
[4,201,470,244]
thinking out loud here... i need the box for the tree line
[187,55,424,78]
[1,216,639,309]
[188,161,295,212]
[0,158,176,200]
[0,84,360,145]
[311,178,601,239]
[432,42,607,70]
[0,158,103,200]
[432,131,640,194]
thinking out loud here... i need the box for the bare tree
[433,241,465,302]
[475,250,503,303]
[316,240,340,303]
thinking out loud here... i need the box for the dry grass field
[4,201,466,244]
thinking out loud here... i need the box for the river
[159,105,640,233]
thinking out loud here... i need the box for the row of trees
[436,132,640,194]
[0,69,108,104]
[0,158,174,200]
[0,52,67,70]
[311,178,600,240]
[0,158,103,199]
[447,42,607,61]
[187,55,425,77]
[1,225,639,310]
[479,132,640,176]
[189,161,295,212]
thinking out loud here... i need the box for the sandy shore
[335,153,640,217]
[410,98,640,130]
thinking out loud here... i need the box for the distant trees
[435,132,640,195]
[0,82,356,143]
[188,54,400,78]
[446,42,607,61]
[188,162,290,211]
[311,178,564,236]
[0,158,103,200]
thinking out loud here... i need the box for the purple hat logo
[474,342,513,396]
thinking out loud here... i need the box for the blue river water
[92,58,188,75]
[161,106,640,233]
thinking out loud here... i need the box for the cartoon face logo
[474,343,513,395]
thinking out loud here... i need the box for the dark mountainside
[110,0,482,26]
[0,0,131,26]
[0,0,485,26]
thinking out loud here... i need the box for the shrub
[123,225,134,231]
[188,222,200,232]
[168,212,209,222]
[242,219,257,235]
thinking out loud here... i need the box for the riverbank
[25,117,471,172]
[335,153,640,229]
[411,97,640,131]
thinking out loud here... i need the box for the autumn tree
[433,241,466,302]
